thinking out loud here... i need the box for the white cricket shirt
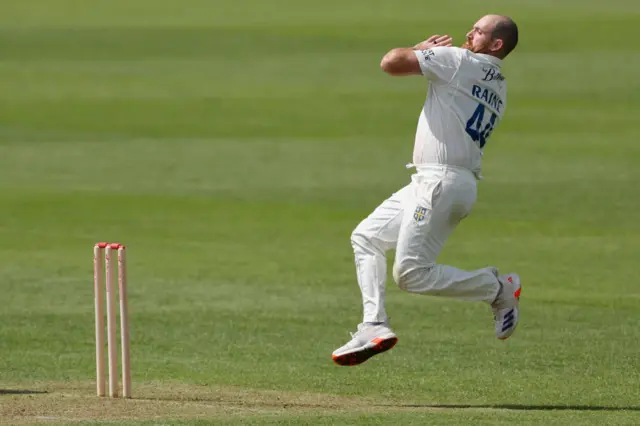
[411,46,507,178]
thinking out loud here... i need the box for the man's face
[462,16,501,55]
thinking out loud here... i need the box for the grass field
[1,0,639,424]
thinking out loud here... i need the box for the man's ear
[491,38,504,53]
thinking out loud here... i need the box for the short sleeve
[414,46,462,84]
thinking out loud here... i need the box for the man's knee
[350,226,367,248]
[393,260,434,292]
[350,223,379,255]
[392,261,413,291]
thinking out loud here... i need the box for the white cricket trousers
[351,165,501,324]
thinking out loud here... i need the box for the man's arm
[380,35,452,76]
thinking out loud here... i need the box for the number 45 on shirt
[465,103,497,149]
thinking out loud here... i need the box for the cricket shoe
[492,273,522,340]
[332,323,398,366]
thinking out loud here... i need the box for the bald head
[463,15,519,59]
[488,15,519,58]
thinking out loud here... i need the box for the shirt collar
[476,53,503,67]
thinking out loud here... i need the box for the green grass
[1,0,639,424]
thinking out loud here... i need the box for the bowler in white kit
[332,15,521,366]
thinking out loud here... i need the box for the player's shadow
[0,389,48,395]
[386,403,640,412]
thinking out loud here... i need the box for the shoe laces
[491,281,504,308]
[349,324,367,339]
[349,319,391,338]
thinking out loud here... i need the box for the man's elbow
[380,49,419,76]
[380,49,401,74]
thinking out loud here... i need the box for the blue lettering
[471,85,503,114]
[466,103,498,148]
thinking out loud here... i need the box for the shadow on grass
[386,404,640,412]
[0,389,48,395]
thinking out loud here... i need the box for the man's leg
[392,170,521,339]
[332,184,410,366]
[351,185,412,324]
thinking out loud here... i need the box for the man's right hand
[380,35,454,76]
[413,35,453,51]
